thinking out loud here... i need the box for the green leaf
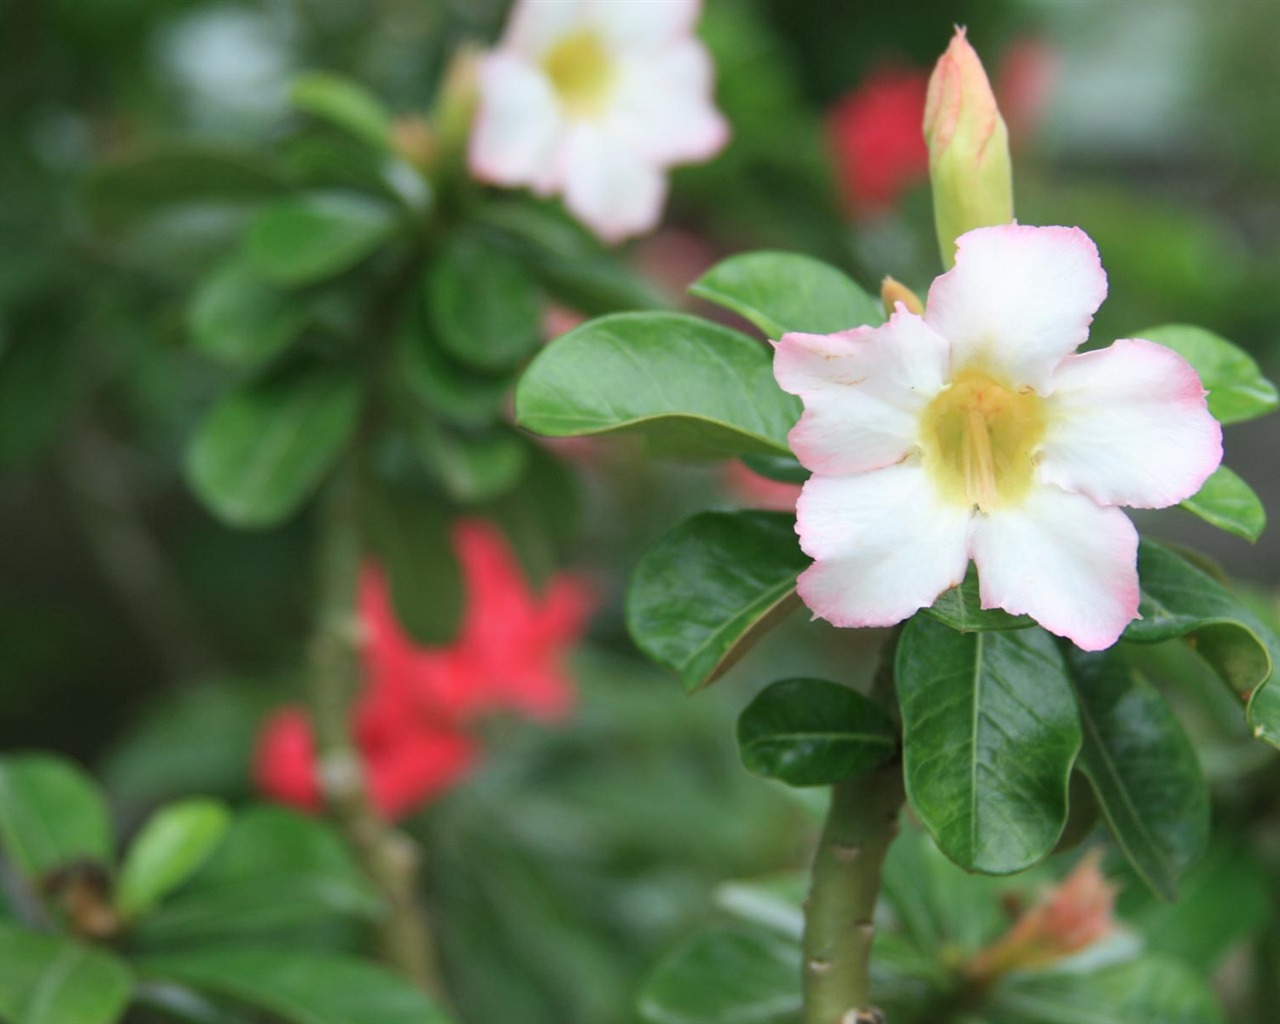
[637,926,799,1024]
[290,73,393,149]
[1117,839,1270,968]
[138,948,451,1024]
[135,807,379,945]
[426,235,543,372]
[690,251,882,339]
[187,259,310,369]
[988,954,1222,1024]
[246,194,398,286]
[926,567,1034,633]
[740,453,808,484]
[1125,540,1280,748]
[363,479,463,644]
[0,924,132,1024]
[895,616,1081,874]
[398,313,513,427]
[516,313,800,459]
[0,754,113,880]
[1180,465,1265,542]
[1140,324,1279,425]
[186,363,361,528]
[1068,651,1208,901]
[626,511,807,692]
[84,147,286,229]
[410,419,529,505]
[116,799,231,920]
[737,678,896,787]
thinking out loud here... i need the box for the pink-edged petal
[590,0,700,48]
[610,42,728,165]
[924,224,1108,391]
[1039,337,1222,509]
[774,308,950,476]
[560,123,667,242]
[795,462,972,628]
[970,486,1139,652]
[469,53,564,189]
[503,0,590,56]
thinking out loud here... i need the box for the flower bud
[966,850,1117,981]
[924,27,1014,267]
[880,276,924,317]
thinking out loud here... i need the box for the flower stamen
[542,31,615,117]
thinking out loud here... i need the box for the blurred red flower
[255,520,592,819]
[827,65,930,216]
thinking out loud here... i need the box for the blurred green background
[3,0,1280,1021]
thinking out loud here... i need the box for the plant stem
[802,761,905,1024]
[306,467,445,998]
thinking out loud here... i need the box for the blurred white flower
[469,0,728,243]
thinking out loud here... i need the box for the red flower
[255,520,592,820]
[826,65,930,216]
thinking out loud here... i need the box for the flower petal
[561,123,667,242]
[591,0,700,48]
[970,486,1139,652]
[610,41,729,165]
[775,309,950,476]
[925,224,1107,391]
[469,52,564,190]
[504,0,590,55]
[796,462,971,628]
[1039,338,1222,509]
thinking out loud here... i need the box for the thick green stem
[306,470,445,997]
[802,761,905,1024]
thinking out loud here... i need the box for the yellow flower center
[919,370,1046,510]
[542,31,615,117]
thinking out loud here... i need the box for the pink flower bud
[924,27,1014,267]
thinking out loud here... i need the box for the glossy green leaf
[0,754,112,880]
[246,194,398,286]
[626,511,807,691]
[0,924,132,1024]
[84,148,286,228]
[926,567,1034,633]
[737,678,896,787]
[187,259,309,369]
[1180,464,1265,542]
[1118,839,1270,968]
[363,480,463,644]
[1140,324,1279,425]
[135,806,379,945]
[988,954,1222,1024]
[1068,651,1208,901]
[896,616,1081,874]
[637,926,800,1024]
[186,364,361,528]
[1126,540,1280,748]
[516,313,800,458]
[116,799,232,919]
[690,251,882,339]
[427,235,543,372]
[139,948,451,1024]
[290,73,393,149]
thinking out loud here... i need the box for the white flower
[774,224,1223,651]
[468,0,728,243]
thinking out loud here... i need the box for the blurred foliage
[3,0,1280,1022]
